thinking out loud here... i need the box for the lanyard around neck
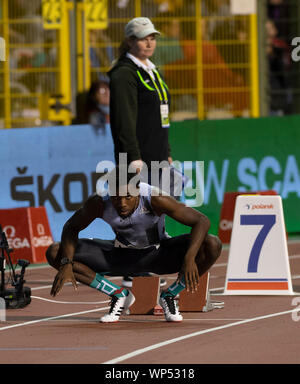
[153,69,168,103]
[137,69,168,104]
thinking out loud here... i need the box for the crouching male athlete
[46,168,222,323]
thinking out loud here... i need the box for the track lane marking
[30,276,122,291]
[31,295,109,305]
[102,309,297,364]
[0,307,109,331]
[0,346,108,351]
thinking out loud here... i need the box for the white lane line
[102,308,296,364]
[30,276,122,291]
[31,284,54,291]
[0,307,109,332]
[212,263,228,268]
[120,318,246,323]
[31,296,109,305]
[0,347,108,351]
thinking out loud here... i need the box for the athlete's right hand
[50,264,77,297]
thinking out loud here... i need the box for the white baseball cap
[125,17,161,39]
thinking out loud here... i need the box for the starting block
[178,272,209,311]
[179,272,224,312]
[128,272,224,315]
[128,276,161,315]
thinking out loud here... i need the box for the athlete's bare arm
[151,195,210,292]
[50,194,104,297]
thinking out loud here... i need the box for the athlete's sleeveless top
[101,183,169,248]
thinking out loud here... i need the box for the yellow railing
[0,0,260,128]
[85,0,259,120]
[250,12,260,118]
[1,0,11,128]
[0,0,72,128]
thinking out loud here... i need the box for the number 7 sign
[224,195,294,295]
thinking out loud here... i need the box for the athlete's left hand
[177,259,199,293]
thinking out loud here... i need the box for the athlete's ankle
[90,273,128,298]
[160,290,175,298]
[113,288,129,298]
[161,276,186,298]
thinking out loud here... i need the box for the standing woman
[108,17,172,177]
[108,17,172,288]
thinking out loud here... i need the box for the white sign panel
[224,195,293,295]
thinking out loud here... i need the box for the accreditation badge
[160,103,170,128]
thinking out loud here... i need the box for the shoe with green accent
[100,291,135,323]
[159,294,183,322]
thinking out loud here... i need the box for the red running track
[0,240,300,364]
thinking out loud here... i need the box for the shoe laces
[109,296,123,315]
[163,295,178,315]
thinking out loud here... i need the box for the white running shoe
[159,295,183,322]
[100,291,135,323]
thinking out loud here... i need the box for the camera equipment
[0,225,31,309]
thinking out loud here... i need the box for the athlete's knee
[205,234,222,262]
[46,242,60,269]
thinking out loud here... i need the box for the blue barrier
[0,124,115,241]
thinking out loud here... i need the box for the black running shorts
[73,234,191,276]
